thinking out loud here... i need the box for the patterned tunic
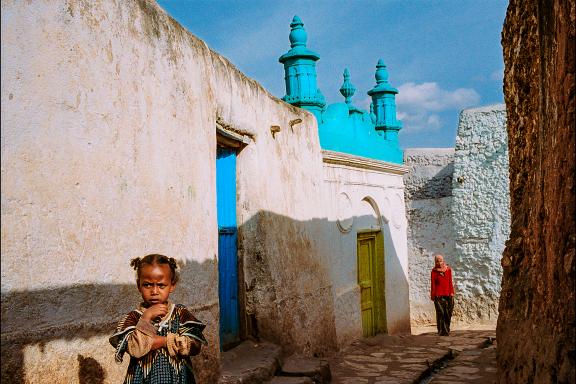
[109,304,207,384]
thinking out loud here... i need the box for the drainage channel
[414,336,496,384]
[414,349,457,384]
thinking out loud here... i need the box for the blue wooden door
[216,147,240,347]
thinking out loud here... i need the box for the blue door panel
[216,147,240,347]
[217,148,237,227]
[218,229,239,345]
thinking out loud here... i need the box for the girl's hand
[151,335,167,350]
[142,304,168,322]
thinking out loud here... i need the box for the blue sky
[157,0,508,148]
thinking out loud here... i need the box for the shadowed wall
[1,0,328,381]
[497,0,575,382]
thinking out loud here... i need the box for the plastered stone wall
[1,0,334,382]
[498,0,575,382]
[404,149,455,325]
[452,105,509,323]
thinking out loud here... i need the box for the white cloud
[397,82,480,111]
[397,111,442,133]
[427,114,441,127]
[395,82,480,133]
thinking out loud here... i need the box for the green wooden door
[358,236,376,337]
[357,231,386,337]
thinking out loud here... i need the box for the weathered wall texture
[404,148,455,325]
[320,151,411,346]
[1,0,333,382]
[452,105,509,323]
[236,137,337,357]
[405,106,509,327]
[498,0,575,382]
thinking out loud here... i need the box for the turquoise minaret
[367,59,402,144]
[278,17,403,164]
[279,16,325,120]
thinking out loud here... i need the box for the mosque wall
[1,0,335,382]
[320,151,411,347]
[404,104,509,327]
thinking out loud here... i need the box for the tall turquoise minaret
[367,59,402,144]
[279,16,325,120]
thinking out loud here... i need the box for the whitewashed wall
[404,148,455,325]
[452,105,509,323]
[1,0,333,382]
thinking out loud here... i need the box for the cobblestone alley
[327,326,496,384]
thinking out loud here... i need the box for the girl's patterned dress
[110,303,207,384]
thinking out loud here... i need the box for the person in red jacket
[430,253,455,336]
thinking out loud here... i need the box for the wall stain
[78,355,106,384]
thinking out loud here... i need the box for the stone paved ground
[427,339,496,384]
[326,326,496,384]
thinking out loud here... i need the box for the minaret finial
[289,15,307,48]
[339,68,356,105]
[367,57,402,142]
[375,59,389,84]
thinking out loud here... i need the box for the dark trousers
[434,296,454,336]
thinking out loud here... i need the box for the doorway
[357,231,386,337]
[216,146,240,349]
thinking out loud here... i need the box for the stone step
[267,376,314,384]
[218,340,282,384]
[277,356,332,384]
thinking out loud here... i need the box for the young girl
[109,254,207,384]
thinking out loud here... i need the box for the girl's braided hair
[130,254,180,285]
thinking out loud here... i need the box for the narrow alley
[328,326,496,384]
[2,0,573,383]
[218,324,497,383]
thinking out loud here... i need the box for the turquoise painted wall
[279,16,403,164]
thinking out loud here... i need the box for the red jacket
[431,267,454,298]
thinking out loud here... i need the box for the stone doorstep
[218,340,332,384]
[218,340,282,384]
[277,356,332,383]
[267,377,314,384]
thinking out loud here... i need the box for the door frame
[216,145,240,350]
[357,230,386,336]
[215,122,251,350]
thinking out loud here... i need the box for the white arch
[355,196,382,230]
